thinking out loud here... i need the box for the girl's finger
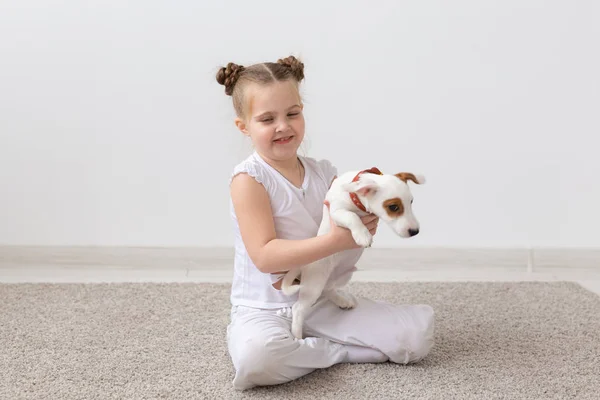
[366,221,378,231]
[361,215,378,224]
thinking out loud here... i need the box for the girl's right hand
[324,201,379,251]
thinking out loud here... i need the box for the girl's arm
[230,173,373,274]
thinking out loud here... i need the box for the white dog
[281,167,425,339]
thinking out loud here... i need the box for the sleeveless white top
[229,151,359,309]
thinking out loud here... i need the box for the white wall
[1,0,598,248]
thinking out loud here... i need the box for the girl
[217,55,434,391]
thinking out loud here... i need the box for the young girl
[217,55,435,391]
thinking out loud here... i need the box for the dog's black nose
[408,228,419,237]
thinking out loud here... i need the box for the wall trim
[1,246,599,270]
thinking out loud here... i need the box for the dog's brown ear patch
[395,173,420,184]
[383,198,404,218]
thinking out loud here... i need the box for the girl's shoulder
[229,152,272,188]
[301,155,338,183]
[229,152,338,190]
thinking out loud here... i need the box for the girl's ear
[235,118,249,136]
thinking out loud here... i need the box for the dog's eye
[411,199,414,204]
[388,205,400,212]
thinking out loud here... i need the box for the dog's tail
[280,268,302,296]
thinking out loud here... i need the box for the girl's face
[236,80,305,163]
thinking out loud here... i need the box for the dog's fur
[281,169,425,339]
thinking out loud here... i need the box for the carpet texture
[1,282,599,399]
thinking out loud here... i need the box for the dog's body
[281,168,425,339]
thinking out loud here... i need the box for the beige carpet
[1,282,599,399]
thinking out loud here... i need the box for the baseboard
[0,246,234,269]
[1,246,599,271]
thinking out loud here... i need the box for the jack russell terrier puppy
[281,168,425,339]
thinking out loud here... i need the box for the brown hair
[216,56,305,119]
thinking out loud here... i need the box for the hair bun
[216,62,245,96]
[277,56,304,82]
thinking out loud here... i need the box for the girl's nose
[276,121,290,132]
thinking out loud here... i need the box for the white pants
[226,295,435,390]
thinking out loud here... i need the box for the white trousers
[226,295,435,390]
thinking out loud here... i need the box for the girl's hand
[324,201,379,251]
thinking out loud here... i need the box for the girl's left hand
[362,213,379,236]
[324,201,379,249]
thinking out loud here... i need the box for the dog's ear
[395,173,426,185]
[341,176,379,196]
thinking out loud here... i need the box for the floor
[1,247,599,295]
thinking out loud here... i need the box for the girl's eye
[261,118,273,123]
[288,113,299,117]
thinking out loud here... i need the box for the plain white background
[1,1,598,248]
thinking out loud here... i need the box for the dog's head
[342,172,425,238]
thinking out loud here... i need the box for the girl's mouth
[274,136,293,144]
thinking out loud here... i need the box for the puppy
[281,167,425,339]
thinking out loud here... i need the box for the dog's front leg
[330,209,373,248]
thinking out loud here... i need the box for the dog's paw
[329,290,358,309]
[352,228,373,248]
[291,320,303,339]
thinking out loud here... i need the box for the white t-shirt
[228,151,362,309]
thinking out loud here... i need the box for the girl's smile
[273,136,294,144]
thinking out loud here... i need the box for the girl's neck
[256,151,304,188]
[257,152,300,171]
